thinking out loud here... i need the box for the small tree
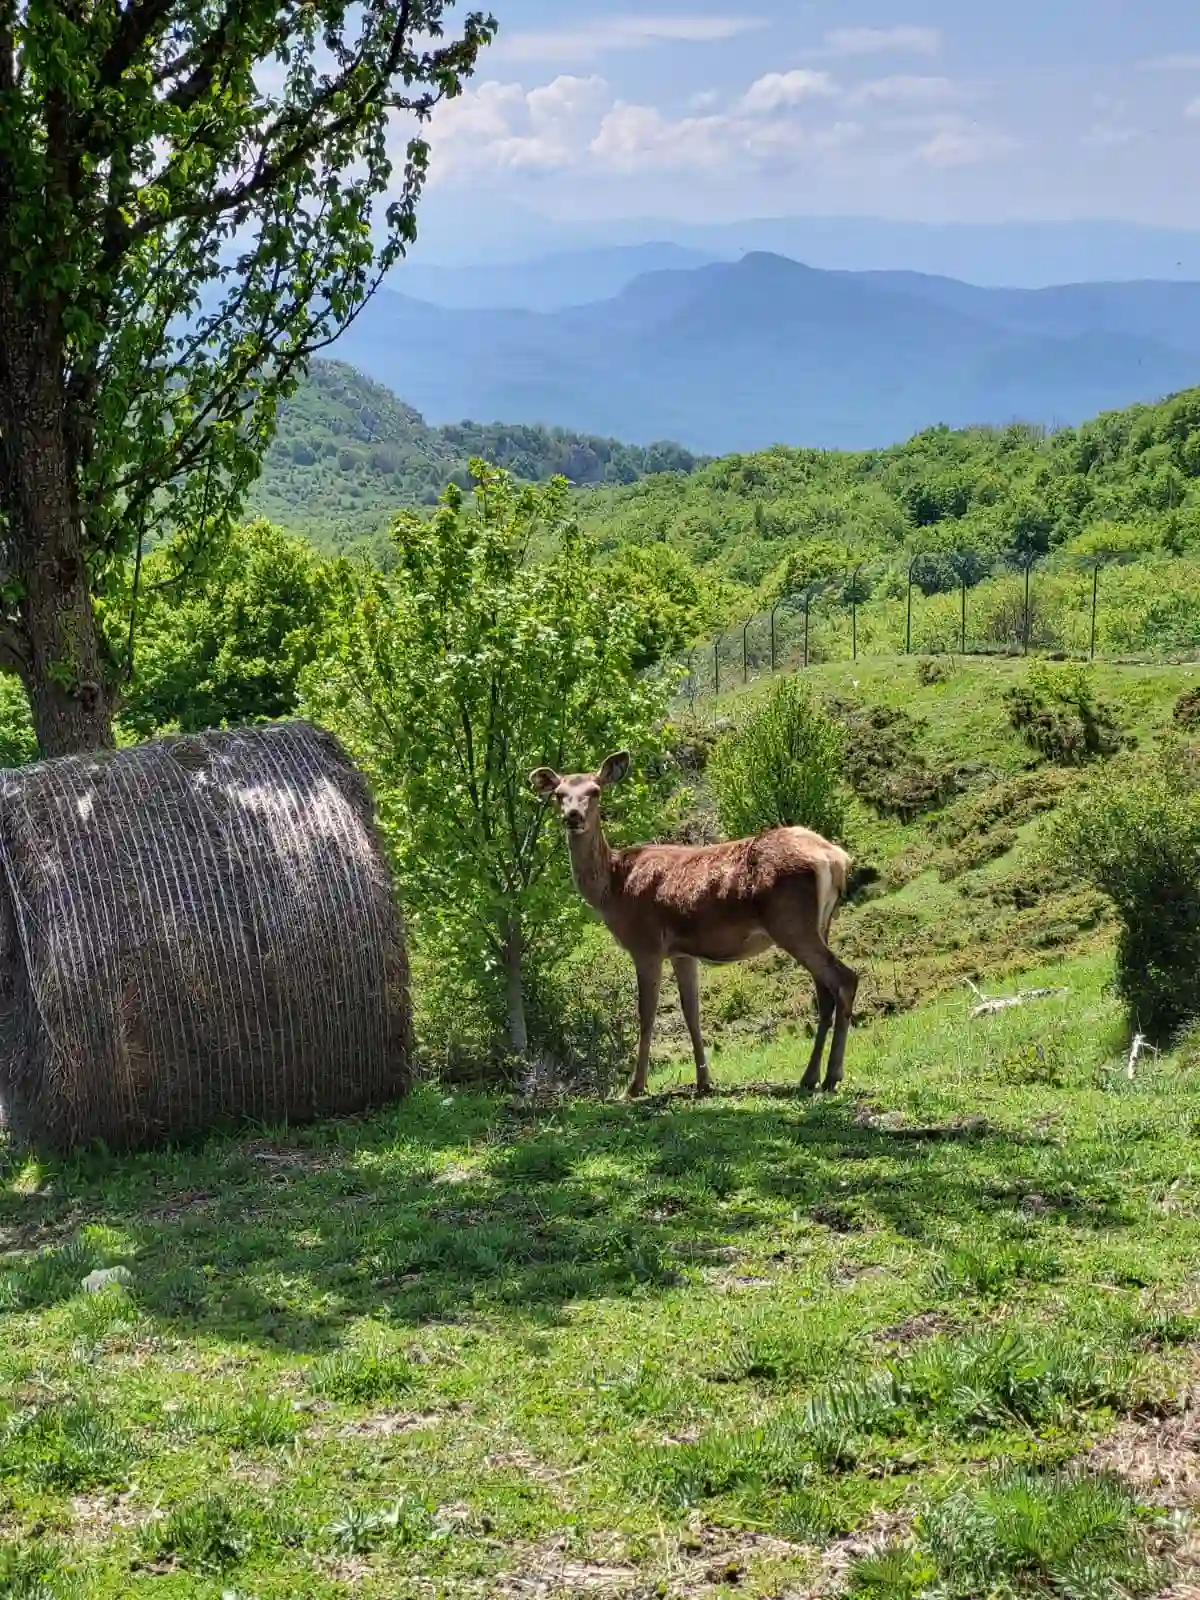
[0,0,493,755]
[120,520,328,738]
[303,464,673,1058]
[708,675,848,844]
[1051,752,1200,1043]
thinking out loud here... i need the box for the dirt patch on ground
[877,1310,956,1346]
[486,1512,912,1599]
[492,1525,817,1598]
[1082,1394,1200,1510]
[70,1487,147,1544]
[1081,1392,1200,1599]
[338,1410,443,1439]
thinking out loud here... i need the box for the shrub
[1004,660,1127,765]
[709,676,848,842]
[916,655,954,686]
[1052,755,1200,1042]
[829,698,961,822]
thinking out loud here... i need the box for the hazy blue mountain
[331,252,1200,455]
[403,210,1200,288]
[389,242,721,310]
[655,219,1200,290]
[856,272,1200,354]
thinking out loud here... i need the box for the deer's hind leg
[672,954,713,1097]
[764,883,859,1092]
[803,980,837,1092]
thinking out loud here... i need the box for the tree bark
[0,306,116,758]
[503,915,528,1056]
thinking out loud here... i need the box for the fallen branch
[964,979,1068,1019]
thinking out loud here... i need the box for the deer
[530,751,859,1100]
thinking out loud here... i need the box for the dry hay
[0,720,412,1154]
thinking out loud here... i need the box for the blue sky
[415,0,1200,233]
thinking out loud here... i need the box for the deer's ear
[530,767,562,797]
[597,751,631,788]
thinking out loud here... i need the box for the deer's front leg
[672,954,713,1096]
[628,958,663,1099]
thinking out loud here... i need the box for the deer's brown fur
[531,752,859,1098]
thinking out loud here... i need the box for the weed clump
[1005,661,1128,765]
[937,826,1018,882]
[1173,685,1200,729]
[829,698,962,821]
[849,1466,1163,1599]
[916,656,955,686]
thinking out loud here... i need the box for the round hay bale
[0,720,412,1154]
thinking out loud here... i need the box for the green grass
[1,952,1198,1596]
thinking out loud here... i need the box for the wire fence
[677,548,1200,705]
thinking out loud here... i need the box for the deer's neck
[567,824,615,911]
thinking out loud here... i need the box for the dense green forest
[249,360,702,552]
[576,386,1200,608]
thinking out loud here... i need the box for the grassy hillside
[248,361,700,553]
[4,653,1200,1594]
[577,385,1200,600]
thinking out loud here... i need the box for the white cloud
[589,104,736,173]
[847,75,967,107]
[823,26,941,58]
[428,59,950,187]
[1187,97,1200,119]
[1140,53,1200,70]
[493,14,765,64]
[915,120,1018,167]
[739,70,838,114]
[588,103,858,175]
[429,76,611,177]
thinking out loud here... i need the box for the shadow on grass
[0,1074,1137,1353]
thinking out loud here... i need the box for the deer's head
[530,751,630,835]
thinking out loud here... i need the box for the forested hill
[576,385,1200,604]
[248,360,701,550]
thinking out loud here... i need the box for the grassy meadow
[3,653,1200,1598]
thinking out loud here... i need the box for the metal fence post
[851,563,863,661]
[714,630,723,698]
[1023,557,1033,655]
[961,574,967,656]
[743,616,753,684]
[770,599,782,673]
[803,589,812,669]
[906,554,923,656]
[1090,561,1101,661]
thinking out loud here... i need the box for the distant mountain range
[392,243,718,311]
[332,251,1200,455]
[401,204,1200,288]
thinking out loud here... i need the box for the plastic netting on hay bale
[0,719,412,1154]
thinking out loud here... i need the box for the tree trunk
[503,915,528,1055]
[17,487,115,758]
[0,306,115,758]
